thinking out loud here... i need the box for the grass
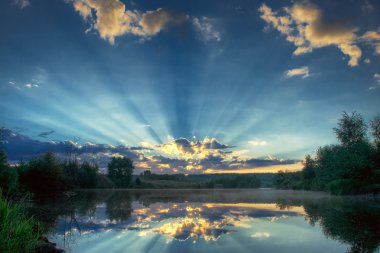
[0,194,43,253]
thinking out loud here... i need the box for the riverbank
[0,195,64,253]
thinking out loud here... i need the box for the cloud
[140,9,188,36]
[3,128,300,174]
[259,2,362,67]
[285,66,309,78]
[156,137,229,160]
[361,0,374,13]
[192,17,221,42]
[38,130,55,138]
[248,140,267,146]
[361,30,380,55]
[374,73,380,84]
[71,0,189,44]
[251,232,271,238]
[12,0,30,9]
[24,83,39,89]
[369,73,380,90]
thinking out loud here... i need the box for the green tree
[143,170,152,178]
[333,111,367,147]
[78,162,98,188]
[108,157,134,188]
[19,151,68,197]
[301,155,317,190]
[370,114,380,143]
[0,150,18,195]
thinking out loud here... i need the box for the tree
[0,150,18,195]
[302,155,317,190]
[108,157,134,188]
[370,114,380,143]
[78,162,98,188]
[333,111,367,147]
[19,151,68,197]
[143,170,152,178]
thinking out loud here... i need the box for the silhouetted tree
[135,177,141,186]
[143,170,152,178]
[333,111,367,147]
[370,114,380,143]
[302,155,317,190]
[0,150,18,195]
[275,112,380,194]
[107,157,134,188]
[19,151,68,197]
[106,191,133,221]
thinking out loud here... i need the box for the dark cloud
[1,128,300,174]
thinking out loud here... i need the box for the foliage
[96,173,115,188]
[370,114,380,143]
[108,157,134,188]
[333,111,367,147]
[0,150,18,195]
[273,171,302,190]
[19,152,69,198]
[142,170,152,177]
[0,194,43,253]
[274,112,380,195]
[207,174,261,188]
[303,199,380,253]
[63,160,98,188]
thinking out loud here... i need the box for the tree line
[0,150,135,198]
[274,112,380,195]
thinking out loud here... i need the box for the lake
[31,189,380,253]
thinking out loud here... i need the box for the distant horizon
[1,127,303,174]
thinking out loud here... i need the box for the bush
[0,150,18,195]
[0,194,43,253]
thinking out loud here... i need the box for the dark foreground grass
[0,194,43,253]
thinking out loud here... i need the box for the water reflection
[32,190,380,253]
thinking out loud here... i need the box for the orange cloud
[259,2,362,66]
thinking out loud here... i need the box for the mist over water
[30,189,380,253]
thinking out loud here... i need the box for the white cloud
[12,0,30,9]
[72,0,188,45]
[374,73,380,84]
[361,0,374,13]
[192,17,221,42]
[259,2,362,67]
[24,83,39,89]
[285,66,310,78]
[248,140,268,146]
[251,232,271,238]
[8,81,15,85]
[369,73,380,90]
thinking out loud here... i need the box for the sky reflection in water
[37,190,380,253]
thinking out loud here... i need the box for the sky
[0,0,380,174]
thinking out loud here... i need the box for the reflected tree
[106,191,133,222]
[303,199,380,253]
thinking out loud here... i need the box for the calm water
[31,189,380,253]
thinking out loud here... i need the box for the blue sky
[1,0,379,173]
